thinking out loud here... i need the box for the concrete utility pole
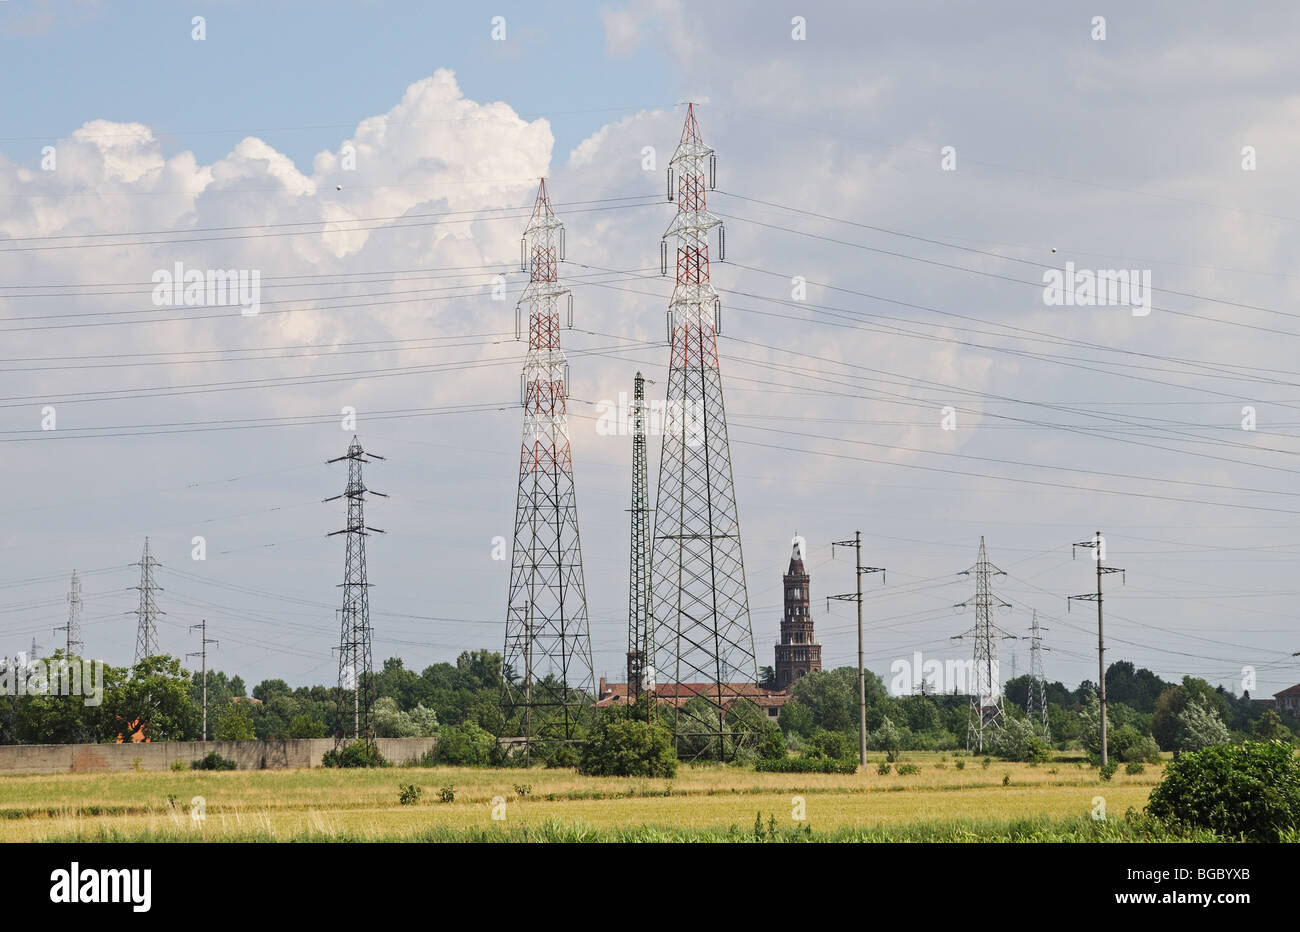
[187,619,219,742]
[1070,532,1125,767]
[829,532,885,767]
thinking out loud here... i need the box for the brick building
[774,535,822,691]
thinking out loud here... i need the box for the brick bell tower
[775,535,822,691]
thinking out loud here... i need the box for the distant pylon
[626,371,654,707]
[953,537,1014,752]
[652,104,758,760]
[326,436,386,746]
[54,570,84,656]
[501,179,595,760]
[1028,610,1051,741]
[131,538,164,665]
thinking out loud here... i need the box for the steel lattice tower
[1028,610,1051,740]
[651,104,758,760]
[327,435,386,745]
[56,570,84,656]
[131,538,163,665]
[954,537,1013,752]
[502,179,595,759]
[626,371,654,706]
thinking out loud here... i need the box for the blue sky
[2,1,671,168]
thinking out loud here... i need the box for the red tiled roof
[1275,683,1300,698]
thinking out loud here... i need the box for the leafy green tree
[252,679,291,702]
[777,700,815,737]
[104,655,200,741]
[215,700,256,741]
[434,721,495,765]
[757,666,777,690]
[289,713,327,738]
[1174,697,1231,752]
[992,715,1051,762]
[1255,709,1291,742]
[867,716,903,762]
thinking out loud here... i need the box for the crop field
[0,753,1193,843]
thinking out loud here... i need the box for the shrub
[191,751,237,771]
[398,783,423,805]
[1100,761,1119,781]
[321,740,389,768]
[806,729,854,761]
[896,763,921,775]
[579,718,677,778]
[1002,773,1011,786]
[876,761,892,775]
[432,722,495,766]
[169,760,187,772]
[991,717,1051,763]
[513,783,532,798]
[955,760,966,770]
[544,743,581,769]
[1125,761,1146,775]
[1146,740,1300,841]
[438,785,456,804]
[981,757,991,769]
[755,756,857,774]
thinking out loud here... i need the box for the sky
[2,0,1299,700]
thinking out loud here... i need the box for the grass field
[0,752,1200,842]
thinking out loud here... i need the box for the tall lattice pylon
[55,570,84,656]
[501,179,595,760]
[953,537,1014,752]
[626,371,654,706]
[326,436,386,746]
[651,104,758,760]
[131,538,163,665]
[1028,610,1051,741]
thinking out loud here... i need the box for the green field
[0,752,1212,842]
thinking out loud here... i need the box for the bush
[321,740,389,768]
[1099,761,1119,781]
[169,760,187,772]
[398,783,423,805]
[1146,740,1300,841]
[876,760,891,775]
[991,717,1051,763]
[191,751,237,771]
[438,785,456,804]
[955,760,966,770]
[806,729,854,761]
[432,722,495,766]
[579,718,677,778]
[896,763,921,775]
[755,756,857,774]
[1125,761,1146,775]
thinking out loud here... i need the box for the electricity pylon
[626,371,654,710]
[952,537,1015,752]
[651,103,758,761]
[501,179,595,761]
[1070,531,1125,767]
[131,538,164,666]
[54,570,84,656]
[327,436,386,746]
[1028,611,1051,740]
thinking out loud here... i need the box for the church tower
[775,536,822,691]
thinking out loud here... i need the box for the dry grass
[0,753,1163,842]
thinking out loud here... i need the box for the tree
[992,715,1050,762]
[215,701,256,741]
[1174,697,1231,753]
[1255,709,1291,742]
[252,679,291,703]
[867,716,903,762]
[105,655,200,741]
[289,713,327,738]
[777,700,815,737]
[757,666,777,690]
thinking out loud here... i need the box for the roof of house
[1274,683,1300,698]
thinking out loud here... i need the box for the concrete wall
[0,737,437,775]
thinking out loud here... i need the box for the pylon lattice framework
[626,371,653,706]
[1028,610,1051,741]
[327,435,386,745]
[651,104,759,760]
[954,536,1013,752]
[501,179,595,757]
[59,570,84,656]
[131,538,164,665]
